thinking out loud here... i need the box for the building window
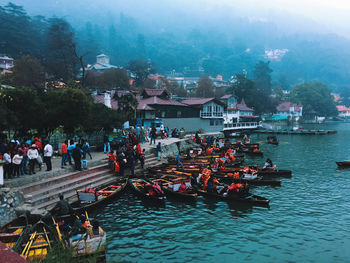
[210,120,214,126]
[207,106,212,112]
[177,111,181,118]
[161,111,165,118]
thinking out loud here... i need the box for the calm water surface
[91,123,350,263]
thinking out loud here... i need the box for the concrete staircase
[18,164,114,212]
[16,154,162,212]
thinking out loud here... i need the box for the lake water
[92,123,350,263]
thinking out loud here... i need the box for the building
[180,98,225,132]
[86,54,119,72]
[0,55,14,73]
[141,88,170,99]
[276,102,303,118]
[222,98,260,135]
[336,105,350,118]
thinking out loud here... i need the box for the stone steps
[25,169,111,206]
[17,154,162,212]
[33,175,116,211]
[17,164,108,195]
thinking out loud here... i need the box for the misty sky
[1,0,350,38]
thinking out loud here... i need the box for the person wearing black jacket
[72,144,82,171]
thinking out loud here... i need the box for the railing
[200,111,223,118]
[223,122,259,130]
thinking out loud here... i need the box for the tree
[2,87,43,136]
[48,87,91,134]
[115,93,138,125]
[12,55,45,92]
[290,81,337,117]
[126,59,156,87]
[46,18,79,82]
[227,74,255,105]
[85,103,124,133]
[196,75,214,98]
[252,61,276,113]
[254,61,273,95]
[274,85,284,102]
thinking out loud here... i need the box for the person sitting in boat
[52,194,73,217]
[252,146,259,152]
[263,158,276,170]
[185,149,192,160]
[86,220,105,239]
[190,174,199,189]
[150,182,164,196]
[178,181,187,192]
[243,134,250,144]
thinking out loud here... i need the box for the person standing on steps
[61,140,68,168]
[28,144,39,175]
[140,149,145,169]
[157,142,162,161]
[103,135,111,153]
[43,140,53,171]
[72,144,83,171]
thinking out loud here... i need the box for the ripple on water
[94,124,350,262]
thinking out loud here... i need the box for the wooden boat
[215,175,281,186]
[257,169,292,178]
[267,136,279,145]
[196,189,270,207]
[129,178,165,201]
[0,214,41,251]
[16,220,58,261]
[147,178,198,201]
[242,149,264,156]
[336,161,350,168]
[70,178,128,213]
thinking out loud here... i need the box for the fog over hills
[2,0,350,88]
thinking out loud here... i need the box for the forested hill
[1,1,350,90]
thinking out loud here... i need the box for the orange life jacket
[229,154,236,161]
[108,153,115,162]
[233,172,240,179]
[206,148,213,155]
[114,161,120,173]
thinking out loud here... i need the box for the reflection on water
[91,123,350,263]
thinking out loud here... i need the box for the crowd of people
[104,132,147,177]
[0,136,93,179]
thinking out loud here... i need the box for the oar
[43,227,51,249]
[22,231,37,258]
[85,211,91,225]
[52,216,62,242]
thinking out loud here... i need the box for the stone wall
[0,188,24,226]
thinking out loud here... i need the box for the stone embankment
[0,137,201,226]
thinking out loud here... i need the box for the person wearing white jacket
[12,152,23,177]
[43,141,53,171]
[28,144,39,175]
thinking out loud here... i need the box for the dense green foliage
[227,62,278,114]
[290,82,337,117]
[0,86,127,137]
[196,75,214,98]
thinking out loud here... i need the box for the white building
[276,102,303,118]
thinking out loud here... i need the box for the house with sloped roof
[336,105,350,118]
[141,88,170,99]
[276,102,303,118]
[221,98,260,135]
[86,54,119,72]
